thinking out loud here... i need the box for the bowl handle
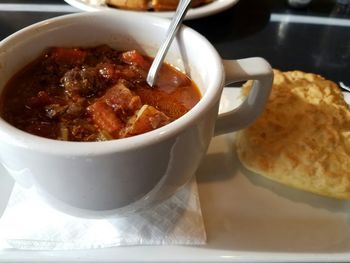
[214,57,273,136]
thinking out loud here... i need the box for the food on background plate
[0,45,201,141]
[236,69,350,199]
[107,0,149,10]
[151,0,212,11]
[87,0,213,11]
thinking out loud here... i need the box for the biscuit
[236,69,350,199]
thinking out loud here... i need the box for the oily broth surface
[0,45,201,141]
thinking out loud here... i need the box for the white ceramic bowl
[0,11,273,217]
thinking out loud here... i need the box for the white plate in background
[64,0,240,20]
[1,88,350,262]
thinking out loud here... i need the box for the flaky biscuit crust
[236,70,350,199]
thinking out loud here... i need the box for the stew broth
[0,45,201,141]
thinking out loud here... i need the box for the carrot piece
[50,47,87,65]
[87,101,124,137]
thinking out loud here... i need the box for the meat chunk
[61,67,103,98]
[103,81,142,116]
[65,98,86,117]
[122,105,170,137]
[97,63,120,81]
[27,91,52,108]
[69,120,98,142]
[87,100,124,136]
[45,104,68,119]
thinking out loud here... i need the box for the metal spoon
[146,0,192,87]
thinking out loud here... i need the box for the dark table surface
[187,0,350,87]
[0,0,349,85]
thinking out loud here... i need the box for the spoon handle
[146,0,192,87]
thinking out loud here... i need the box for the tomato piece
[120,50,150,70]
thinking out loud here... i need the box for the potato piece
[106,0,149,10]
[122,105,170,136]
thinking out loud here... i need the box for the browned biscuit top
[236,69,350,199]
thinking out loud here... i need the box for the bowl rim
[0,10,225,156]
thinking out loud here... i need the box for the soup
[0,45,201,141]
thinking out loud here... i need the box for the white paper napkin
[0,179,206,250]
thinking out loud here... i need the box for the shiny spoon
[146,0,192,87]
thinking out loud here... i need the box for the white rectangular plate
[1,88,350,262]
